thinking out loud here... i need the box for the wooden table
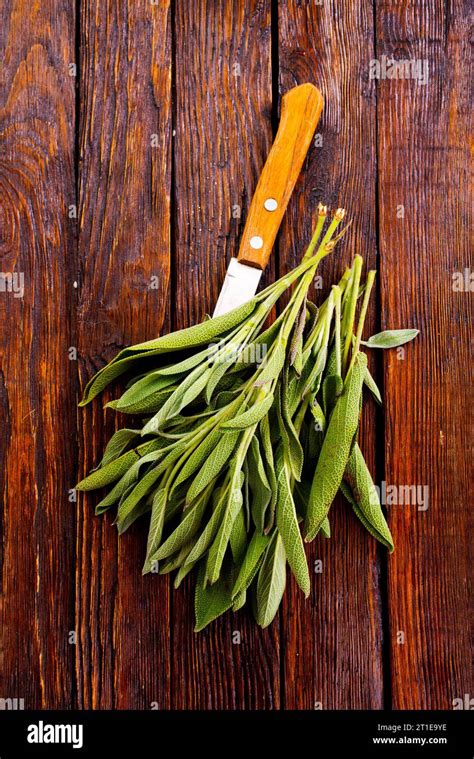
[1,0,471,709]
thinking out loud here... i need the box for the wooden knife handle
[237,83,323,269]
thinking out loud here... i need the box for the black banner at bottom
[0,709,471,757]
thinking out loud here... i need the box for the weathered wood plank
[171,0,280,709]
[278,0,384,709]
[0,0,77,707]
[76,0,172,708]
[376,0,472,709]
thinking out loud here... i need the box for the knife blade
[213,83,323,317]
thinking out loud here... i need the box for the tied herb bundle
[77,205,418,630]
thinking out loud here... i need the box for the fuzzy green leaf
[194,565,236,632]
[222,392,273,429]
[125,301,257,356]
[361,329,419,349]
[155,345,211,376]
[205,355,235,404]
[320,516,331,538]
[276,451,310,596]
[142,364,211,434]
[322,373,344,417]
[142,488,167,573]
[232,531,270,599]
[230,505,247,564]
[94,460,141,514]
[255,533,286,628]
[80,300,257,405]
[258,416,278,531]
[151,485,211,561]
[278,384,303,482]
[115,499,152,535]
[76,444,155,491]
[232,589,247,612]
[159,542,193,574]
[174,559,197,588]
[364,365,382,404]
[342,443,394,551]
[185,431,240,504]
[107,387,175,415]
[305,352,367,541]
[98,429,140,468]
[116,465,164,531]
[113,372,176,409]
[289,299,307,368]
[253,340,287,387]
[206,485,243,584]
[247,436,272,532]
[172,429,223,491]
[184,486,229,566]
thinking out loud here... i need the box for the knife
[213,83,324,317]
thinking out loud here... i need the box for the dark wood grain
[278,0,384,709]
[76,0,172,709]
[171,0,280,709]
[0,0,77,708]
[376,0,472,709]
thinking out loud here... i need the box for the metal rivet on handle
[264,198,278,211]
[250,236,263,249]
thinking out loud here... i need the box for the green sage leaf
[206,484,243,584]
[322,374,343,417]
[320,516,331,538]
[255,532,286,628]
[142,364,211,434]
[185,430,240,503]
[172,429,223,491]
[125,300,257,356]
[194,564,236,632]
[230,505,247,564]
[253,339,287,387]
[305,352,367,541]
[142,488,167,573]
[116,464,165,532]
[278,384,303,482]
[364,365,382,405]
[232,589,247,612]
[159,542,193,574]
[115,499,151,535]
[360,329,419,349]
[289,299,307,369]
[80,300,257,405]
[155,345,211,376]
[95,460,141,514]
[232,531,270,598]
[222,392,273,429]
[98,428,140,468]
[77,452,139,492]
[342,443,394,551]
[247,436,272,532]
[184,486,229,566]
[151,484,211,561]
[106,387,175,415]
[258,416,278,531]
[276,451,310,596]
[205,355,235,404]
[113,372,176,408]
[174,559,197,588]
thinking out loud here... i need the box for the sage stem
[342,254,362,376]
[347,270,376,376]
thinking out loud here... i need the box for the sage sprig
[77,204,418,630]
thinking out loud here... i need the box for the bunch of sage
[77,205,418,630]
